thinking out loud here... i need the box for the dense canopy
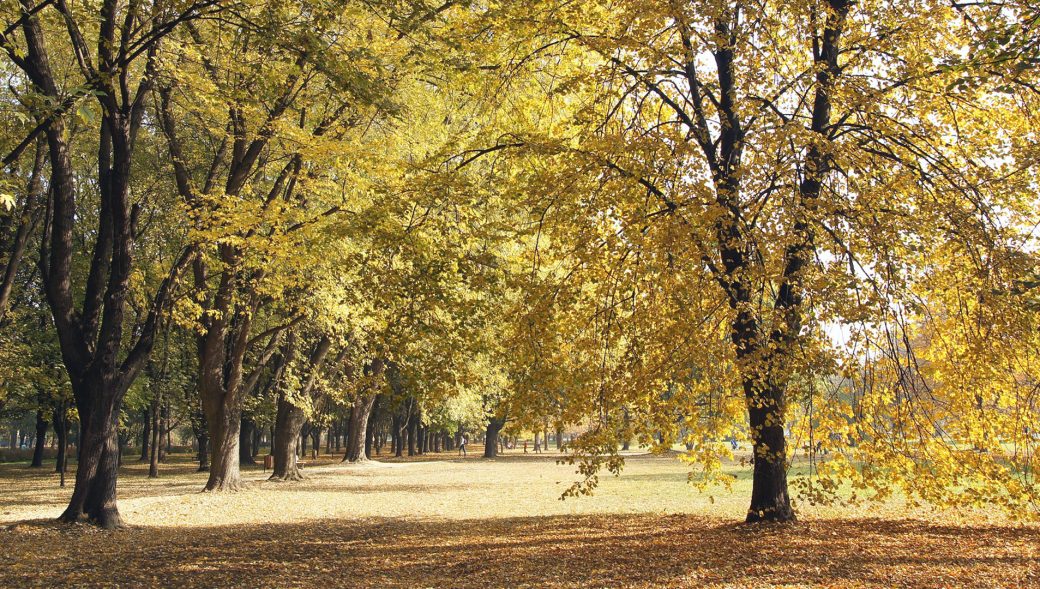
[0,0,1039,537]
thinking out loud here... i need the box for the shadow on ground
[1,513,1036,588]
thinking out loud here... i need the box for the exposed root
[267,469,305,482]
[202,479,248,492]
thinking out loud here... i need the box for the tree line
[1,0,1039,528]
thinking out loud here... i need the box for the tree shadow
[1,513,1036,588]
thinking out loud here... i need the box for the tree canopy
[1,0,1039,527]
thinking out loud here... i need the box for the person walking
[459,434,468,457]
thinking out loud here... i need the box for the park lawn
[0,448,1037,588]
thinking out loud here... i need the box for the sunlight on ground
[1,449,1037,588]
[0,447,1003,527]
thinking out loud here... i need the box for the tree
[482,0,1040,521]
[0,0,214,528]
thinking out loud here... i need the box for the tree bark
[59,377,126,529]
[53,407,69,475]
[138,408,150,462]
[364,395,381,459]
[344,390,379,462]
[204,389,243,490]
[0,138,45,322]
[271,395,306,481]
[484,416,506,458]
[30,410,48,467]
[392,412,404,457]
[191,407,209,472]
[148,391,161,478]
[407,410,417,456]
[745,380,795,522]
[14,0,199,528]
[269,335,338,481]
[240,417,257,465]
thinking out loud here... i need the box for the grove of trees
[1,0,1039,528]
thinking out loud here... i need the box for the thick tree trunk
[58,379,124,529]
[271,400,305,481]
[484,417,506,458]
[203,391,243,491]
[239,418,257,465]
[744,379,795,523]
[30,410,48,467]
[344,394,377,462]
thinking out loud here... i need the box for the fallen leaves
[0,453,1036,587]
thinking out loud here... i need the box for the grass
[0,446,1037,587]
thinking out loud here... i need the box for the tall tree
[486,0,1040,521]
[0,0,211,527]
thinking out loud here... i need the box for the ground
[0,448,1037,588]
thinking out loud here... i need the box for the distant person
[459,434,468,457]
[523,441,528,453]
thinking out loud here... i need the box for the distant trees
[1,0,1039,529]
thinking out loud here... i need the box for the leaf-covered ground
[1,450,1037,588]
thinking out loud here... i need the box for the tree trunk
[344,394,377,462]
[0,140,45,323]
[364,395,381,459]
[148,396,161,478]
[30,410,48,467]
[270,392,306,481]
[191,409,209,472]
[267,334,340,482]
[58,378,125,529]
[139,407,150,461]
[203,390,243,491]
[407,412,417,456]
[53,408,69,475]
[484,416,506,458]
[158,403,168,463]
[393,412,404,457]
[240,418,257,465]
[745,380,795,522]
